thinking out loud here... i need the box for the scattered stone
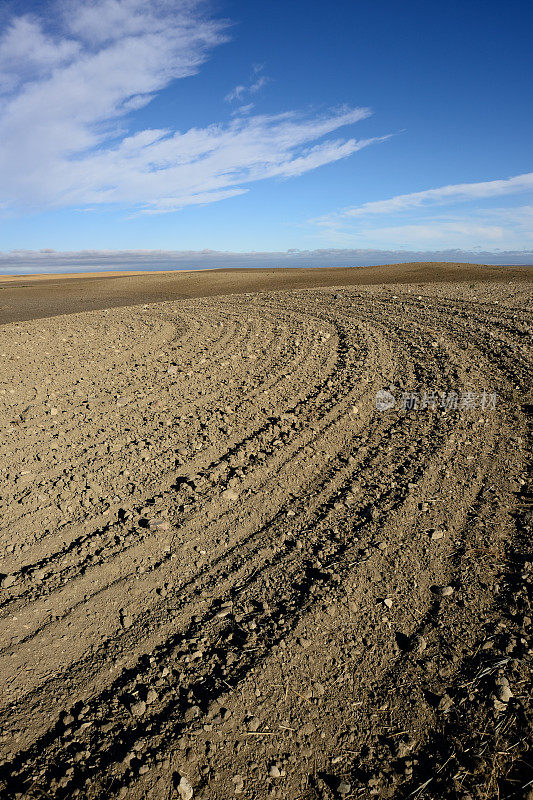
[432,585,454,597]
[129,700,146,718]
[177,775,194,800]
[337,779,351,796]
[145,688,158,705]
[149,519,170,531]
[438,693,453,713]
[494,677,513,703]
[184,705,201,722]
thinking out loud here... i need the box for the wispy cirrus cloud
[312,173,533,250]
[0,1,383,215]
[324,172,533,219]
[224,63,269,104]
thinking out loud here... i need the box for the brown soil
[0,267,531,800]
[0,262,531,325]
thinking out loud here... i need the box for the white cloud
[1,246,532,275]
[321,172,533,220]
[225,63,270,104]
[311,175,533,250]
[0,1,381,214]
[224,84,246,103]
[231,102,254,117]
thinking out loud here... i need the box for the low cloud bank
[1,248,532,275]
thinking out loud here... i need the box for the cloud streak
[312,174,533,250]
[319,173,533,220]
[0,2,381,215]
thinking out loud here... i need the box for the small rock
[432,585,454,597]
[337,779,351,796]
[268,765,281,778]
[121,615,133,629]
[177,775,194,800]
[384,598,393,608]
[430,530,445,541]
[149,519,170,531]
[221,489,239,502]
[145,688,158,705]
[0,574,16,589]
[438,693,453,712]
[184,705,201,722]
[130,700,146,718]
[494,677,513,703]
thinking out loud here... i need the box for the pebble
[494,677,513,703]
[177,775,194,800]
[145,688,158,705]
[130,700,146,717]
[432,585,454,597]
[184,705,201,722]
[149,519,170,531]
[438,693,453,712]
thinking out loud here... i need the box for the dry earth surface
[0,268,531,800]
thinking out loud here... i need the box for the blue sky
[0,0,532,269]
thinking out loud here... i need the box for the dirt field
[0,261,531,326]
[0,267,531,800]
